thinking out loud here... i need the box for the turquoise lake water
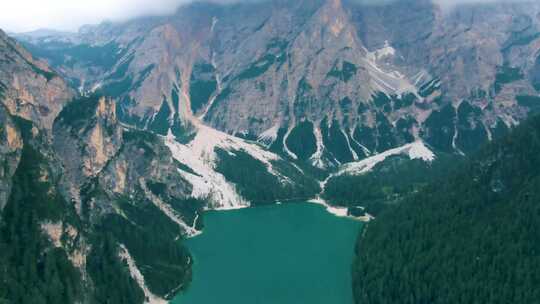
[172,202,362,304]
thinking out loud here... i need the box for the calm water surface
[172,202,362,304]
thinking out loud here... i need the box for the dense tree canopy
[323,153,462,215]
[353,115,540,304]
[0,118,82,304]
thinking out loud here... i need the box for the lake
[172,202,362,304]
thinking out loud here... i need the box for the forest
[214,148,320,205]
[0,118,82,304]
[323,153,462,216]
[353,115,540,304]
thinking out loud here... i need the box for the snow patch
[165,137,248,211]
[309,126,327,169]
[78,78,86,94]
[210,17,219,33]
[368,40,396,61]
[199,33,222,120]
[341,128,359,161]
[452,121,465,156]
[91,82,102,93]
[338,141,435,176]
[311,141,433,222]
[407,141,436,162]
[412,70,428,86]
[118,244,167,304]
[282,126,299,160]
[165,123,292,210]
[139,178,201,237]
[257,123,280,147]
[348,130,371,156]
[363,41,422,99]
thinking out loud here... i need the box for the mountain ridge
[2,0,540,303]
[14,0,540,168]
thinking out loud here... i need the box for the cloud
[432,0,531,8]
[1,0,215,33]
[0,0,532,33]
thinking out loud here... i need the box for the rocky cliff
[0,30,73,130]
[0,29,323,302]
[0,94,203,303]
[4,0,540,302]
[16,0,540,167]
[0,29,200,302]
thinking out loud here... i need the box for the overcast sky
[0,0,526,33]
[1,0,197,33]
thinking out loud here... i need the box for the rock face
[52,95,199,226]
[0,105,22,209]
[3,0,540,302]
[0,94,202,303]
[54,96,122,183]
[0,29,73,130]
[1,21,327,302]
[0,31,204,302]
[52,95,201,300]
[0,27,74,211]
[16,0,540,166]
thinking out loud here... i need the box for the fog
[1,0,220,33]
[433,0,531,10]
[0,0,531,33]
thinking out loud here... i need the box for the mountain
[3,0,540,303]
[321,141,463,217]
[0,25,320,303]
[15,0,540,168]
[0,92,199,302]
[0,29,73,130]
[0,28,193,302]
[352,113,540,303]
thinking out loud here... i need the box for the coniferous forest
[353,115,540,304]
[3,1,540,303]
[323,153,463,216]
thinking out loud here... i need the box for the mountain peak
[328,0,342,9]
[13,0,540,159]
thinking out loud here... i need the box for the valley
[1,0,540,303]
